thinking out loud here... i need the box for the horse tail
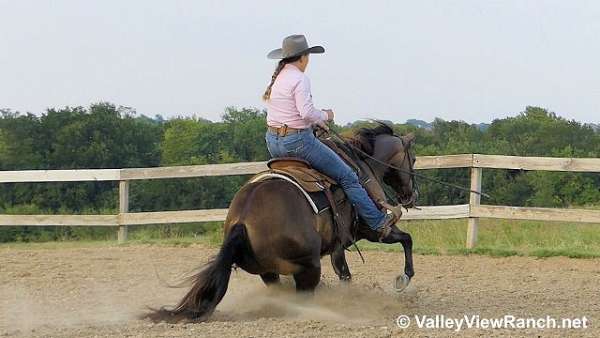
[153,223,249,321]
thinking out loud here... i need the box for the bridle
[391,137,420,207]
[322,126,490,205]
[360,134,419,208]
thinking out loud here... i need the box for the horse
[152,122,418,321]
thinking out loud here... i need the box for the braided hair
[262,54,303,101]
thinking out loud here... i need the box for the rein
[322,126,491,200]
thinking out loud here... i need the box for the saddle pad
[249,173,320,213]
[248,172,344,214]
[270,167,336,192]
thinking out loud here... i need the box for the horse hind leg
[331,245,352,281]
[260,272,280,286]
[293,263,321,292]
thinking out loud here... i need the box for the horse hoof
[340,274,352,282]
[394,273,410,292]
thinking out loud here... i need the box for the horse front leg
[381,226,414,291]
[330,244,352,281]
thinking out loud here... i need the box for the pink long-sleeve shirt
[265,63,327,129]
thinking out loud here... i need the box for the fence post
[466,166,482,249]
[118,180,129,243]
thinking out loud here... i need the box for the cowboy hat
[267,34,325,59]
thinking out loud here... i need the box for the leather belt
[268,125,305,137]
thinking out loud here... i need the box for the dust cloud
[214,275,413,324]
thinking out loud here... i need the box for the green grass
[355,218,600,258]
[0,228,223,250]
[2,219,600,258]
[0,222,224,250]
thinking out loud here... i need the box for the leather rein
[321,126,491,201]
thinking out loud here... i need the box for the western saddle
[248,156,357,247]
[265,157,336,192]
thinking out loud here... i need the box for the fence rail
[2,154,600,247]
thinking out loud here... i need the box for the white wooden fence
[1,154,600,248]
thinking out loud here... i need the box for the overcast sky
[1,0,599,124]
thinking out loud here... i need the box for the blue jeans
[265,128,386,230]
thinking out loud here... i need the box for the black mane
[347,120,395,155]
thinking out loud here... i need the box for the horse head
[350,122,418,208]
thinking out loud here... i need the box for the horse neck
[339,137,386,178]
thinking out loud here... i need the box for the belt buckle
[280,124,288,137]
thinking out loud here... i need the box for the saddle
[250,158,342,212]
[249,157,354,246]
[267,158,336,193]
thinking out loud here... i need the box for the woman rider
[262,34,396,239]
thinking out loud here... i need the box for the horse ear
[402,132,416,148]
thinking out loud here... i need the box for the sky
[1,0,599,124]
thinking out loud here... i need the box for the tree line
[1,103,599,241]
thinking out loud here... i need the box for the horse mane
[345,120,395,155]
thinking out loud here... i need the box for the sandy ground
[1,244,599,338]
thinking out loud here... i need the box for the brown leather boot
[377,213,395,242]
[381,202,403,220]
[377,202,405,241]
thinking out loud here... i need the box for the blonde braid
[262,60,286,101]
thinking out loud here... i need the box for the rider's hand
[314,119,329,131]
[322,109,334,121]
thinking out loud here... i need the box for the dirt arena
[1,244,598,337]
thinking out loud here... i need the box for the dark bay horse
[154,123,418,321]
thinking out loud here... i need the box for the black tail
[150,223,248,321]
